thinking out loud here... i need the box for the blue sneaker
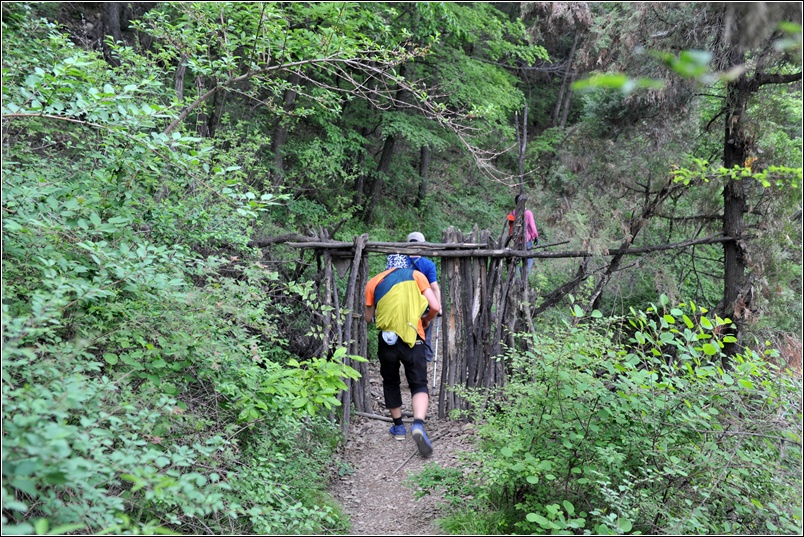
[411,423,433,457]
[389,424,406,440]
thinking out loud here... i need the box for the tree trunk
[552,33,579,128]
[363,64,408,223]
[101,2,122,65]
[194,77,209,138]
[206,86,225,138]
[270,72,301,181]
[720,71,750,356]
[174,54,188,101]
[559,70,576,128]
[362,135,396,224]
[415,145,431,208]
[352,126,371,209]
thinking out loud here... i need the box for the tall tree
[708,3,802,351]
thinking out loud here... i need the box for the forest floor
[329,359,478,535]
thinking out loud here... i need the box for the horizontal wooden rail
[261,234,734,259]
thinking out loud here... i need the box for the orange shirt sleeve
[412,270,430,293]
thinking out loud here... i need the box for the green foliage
[2,13,358,535]
[412,298,802,535]
[573,72,665,95]
[672,157,802,189]
[226,416,350,535]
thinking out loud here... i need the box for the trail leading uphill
[329,361,476,535]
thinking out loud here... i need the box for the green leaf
[11,478,38,497]
[103,353,119,365]
[530,514,550,528]
[618,518,633,532]
[562,500,575,516]
[44,471,68,485]
[34,519,49,535]
[50,524,87,535]
[682,314,694,329]
[500,447,513,457]
[660,332,676,343]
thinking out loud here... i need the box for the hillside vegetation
[2,2,801,535]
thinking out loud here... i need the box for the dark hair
[515,194,522,205]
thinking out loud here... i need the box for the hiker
[507,194,539,275]
[365,253,440,457]
[406,232,441,363]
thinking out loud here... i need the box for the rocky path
[329,362,475,535]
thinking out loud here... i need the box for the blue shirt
[409,256,437,284]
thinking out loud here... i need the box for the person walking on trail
[406,232,441,363]
[506,194,539,276]
[365,254,441,457]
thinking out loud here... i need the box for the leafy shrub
[228,415,349,535]
[412,297,802,535]
[2,15,358,534]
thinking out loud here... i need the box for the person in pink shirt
[507,194,539,275]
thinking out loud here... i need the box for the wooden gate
[284,223,535,429]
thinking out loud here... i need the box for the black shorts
[377,334,429,409]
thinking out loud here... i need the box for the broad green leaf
[562,500,575,516]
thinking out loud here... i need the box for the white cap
[407,232,426,242]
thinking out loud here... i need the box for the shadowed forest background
[2,2,802,535]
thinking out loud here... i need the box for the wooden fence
[285,223,537,431]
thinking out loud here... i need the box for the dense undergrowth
[2,14,358,535]
[411,298,802,535]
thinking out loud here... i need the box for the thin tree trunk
[362,135,396,224]
[559,71,576,128]
[194,77,209,137]
[271,72,301,181]
[206,87,225,138]
[101,2,122,66]
[174,54,188,101]
[415,145,431,208]
[553,33,579,127]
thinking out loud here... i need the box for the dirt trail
[329,361,475,535]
